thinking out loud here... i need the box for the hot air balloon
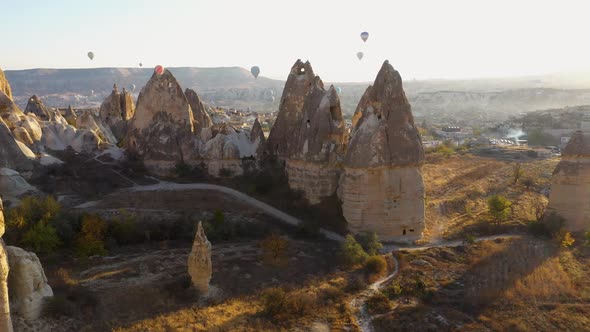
[360,32,369,42]
[251,66,260,79]
[139,62,143,67]
[131,84,136,92]
[357,52,364,60]
[155,65,164,75]
[336,87,342,94]
[87,52,94,60]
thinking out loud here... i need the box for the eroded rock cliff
[187,222,212,295]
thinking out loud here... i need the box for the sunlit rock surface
[339,61,425,242]
[187,222,212,295]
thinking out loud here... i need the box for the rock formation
[251,117,266,156]
[0,118,32,172]
[0,168,37,205]
[0,199,13,331]
[99,85,135,140]
[76,111,117,145]
[339,61,425,242]
[6,246,53,320]
[187,222,212,295]
[266,60,316,159]
[200,123,261,176]
[545,124,590,232]
[24,96,50,121]
[0,68,11,100]
[126,70,196,173]
[64,105,77,126]
[41,122,101,153]
[185,88,213,131]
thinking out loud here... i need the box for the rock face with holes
[0,199,13,331]
[187,222,212,295]
[185,88,213,131]
[546,123,590,232]
[339,61,425,242]
[126,70,196,174]
[266,60,316,159]
[284,73,347,204]
[6,246,53,321]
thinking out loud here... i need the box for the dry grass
[421,154,558,241]
[374,237,590,331]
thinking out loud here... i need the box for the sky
[2,0,590,82]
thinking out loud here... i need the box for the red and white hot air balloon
[155,65,164,75]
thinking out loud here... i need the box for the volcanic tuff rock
[284,72,347,203]
[99,85,135,140]
[545,127,590,232]
[24,95,50,120]
[76,111,117,145]
[0,168,37,204]
[126,70,195,172]
[0,199,13,331]
[339,61,425,242]
[185,88,213,131]
[0,118,32,172]
[266,60,316,158]
[187,222,212,295]
[41,122,101,153]
[0,68,11,100]
[64,105,77,126]
[6,246,53,320]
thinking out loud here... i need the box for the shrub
[557,230,575,248]
[284,291,317,316]
[5,196,62,245]
[383,281,403,299]
[261,287,287,317]
[345,275,368,293]
[522,178,535,190]
[366,292,391,315]
[463,234,476,245]
[487,195,512,225]
[76,214,107,257]
[341,235,368,267]
[173,162,192,178]
[22,222,61,254]
[364,255,387,276]
[109,210,139,245]
[259,233,289,265]
[355,232,383,255]
[512,163,524,184]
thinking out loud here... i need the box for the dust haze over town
[0,1,589,331]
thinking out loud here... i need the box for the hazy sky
[2,0,590,82]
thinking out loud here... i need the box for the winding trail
[350,234,520,332]
[77,180,346,242]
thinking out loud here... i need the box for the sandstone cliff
[546,129,590,232]
[187,222,212,295]
[6,246,53,320]
[339,61,425,242]
[126,70,195,173]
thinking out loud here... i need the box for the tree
[355,232,383,255]
[341,235,368,267]
[557,230,575,248]
[22,222,61,254]
[522,177,535,190]
[512,163,524,184]
[76,214,107,257]
[487,195,512,225]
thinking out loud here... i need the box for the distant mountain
[6,67,590,119]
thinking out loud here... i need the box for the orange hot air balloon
[155,65,164,75]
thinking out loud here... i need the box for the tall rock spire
[339,61,425,242]
[187,222,212,295]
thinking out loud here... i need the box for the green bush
[383,281,403,299]
[355,232,383,255]
[487,195,512,225]
[341,235,368,267]
[529,212,565,238]
[75,214,107,257]
[5,196,62,246]
[173,162,192,177]
[364,255,387,275]
[22,222,61,254]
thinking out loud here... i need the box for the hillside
[7,68,590,119]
